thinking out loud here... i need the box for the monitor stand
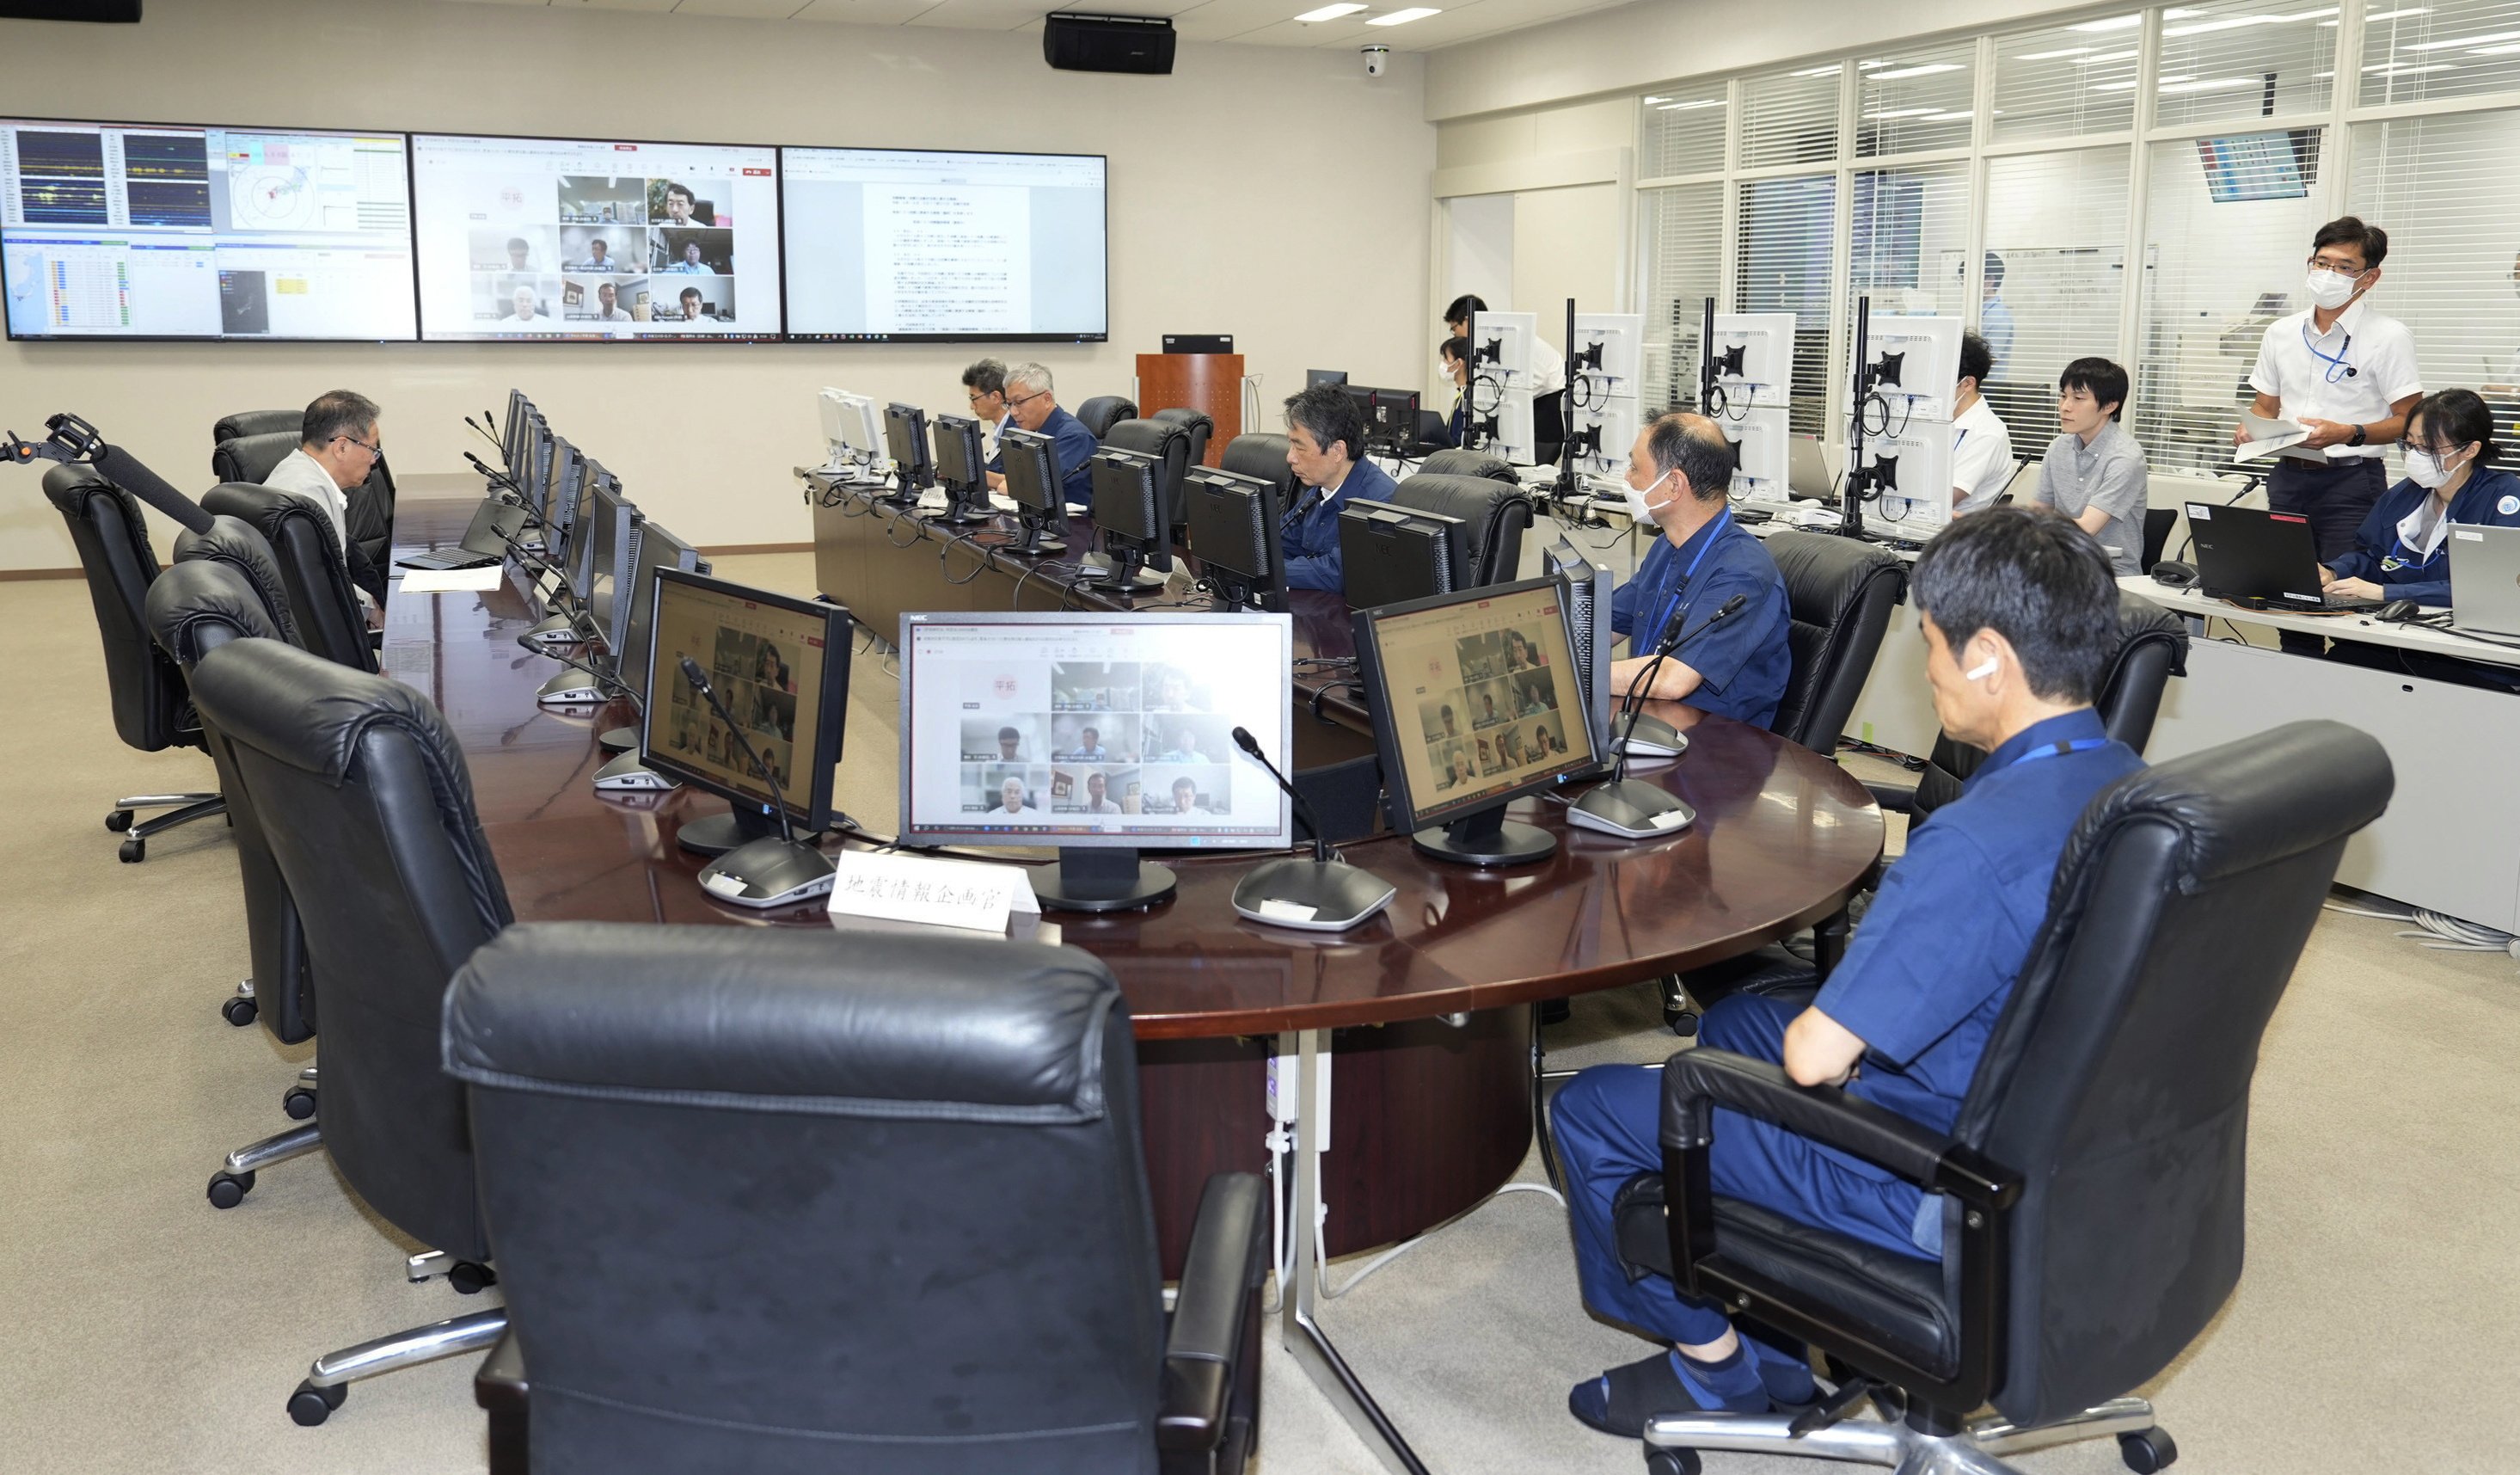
[1031,846,1176,913]
[677,800,821,858]
[598,724,637,753]
[1007,514,1067,557]
[1076,544,1149,595]
[1412,803,1556,868]
[929,484,995,526]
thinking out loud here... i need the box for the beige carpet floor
[2,556,2514,1474]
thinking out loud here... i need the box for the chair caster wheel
[447,1261,498,1295]
[282,1085,317,1120]
[206,1170,255,1208]
[120,838,144,863]
[222,996,259,1028]
[1664,1006,1699,1037]
[1644,1449,1702,1475]
[288,1380,347,1427]
[2119,1427,2178,1472]
[105,808,133,832]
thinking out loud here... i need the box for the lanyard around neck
[1648,508,1732,644]
[1995,735,2106,775]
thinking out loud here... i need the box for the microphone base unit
[1412,807,1557,869]
[522,613,586,649]
[1618,714,1688,759]
[1230,857,1397,932]
[676,802,811,859]
[592,750,676,794]
[697,837,837,910]
[1567,780,1695,841]
[1031,847,1177,913]
[597,724,639,754]
[536,670,609,707]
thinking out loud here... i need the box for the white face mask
[2405,447,2461,489]
[1623,469,1674,527]
[2305,267,2362,310]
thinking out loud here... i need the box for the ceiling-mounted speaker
[0,2,142,19]
[1043,11,1175,75]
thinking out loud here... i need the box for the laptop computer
[395,498,526,572]
[2449,523,2520,637]
[2185,502,2381,612]
[1787,435,1836,501]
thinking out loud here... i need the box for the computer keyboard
[2321,592,2382,611]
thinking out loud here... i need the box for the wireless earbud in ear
[1964,656,2000,682]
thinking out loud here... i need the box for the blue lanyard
[1995,735,2107,775]
[2303,321,2357,384]
[1647,509,1732,646]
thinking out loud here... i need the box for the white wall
[0,0,1434,572]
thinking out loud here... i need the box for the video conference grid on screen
[0,120,416,341]
[410,133,781,341]
[903,620,1284,843]
[1372,585,1595,821]
[782,148,1107,342]
[648,580,827,808]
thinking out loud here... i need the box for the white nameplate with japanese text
[825,850,1039,935]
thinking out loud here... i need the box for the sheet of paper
[825,849,1039,934]
[399,566,506,593]
[2235,411,2331,464]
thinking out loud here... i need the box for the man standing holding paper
[2235,216,2422,562]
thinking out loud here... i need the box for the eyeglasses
[1005,390,1049,410]
[966,390,997,405]
[332,434,382,461]
[2307,254,2368,275]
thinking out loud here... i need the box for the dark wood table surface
[387,481,1885,1263]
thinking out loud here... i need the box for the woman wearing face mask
[2321,389,2520,607]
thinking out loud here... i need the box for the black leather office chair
[212,409,300,445]
[40,463,226,862]
[1764,530,1908,755]
[210,428,297,486]
[450,923,1266,1475]
[1868,593,2189,821]
[1076,395,1137,439]
[1220,432,1297,507]
[185,638,511,1425]
[1417,446,1518,483]
[214,426,397,579]
[1106,417,1195,536]
[1614,722,2391,1475]
[2140,507,2177,575]
[199,482,376,673]
[172,514,304,653]
[1389,471,1534,587]
[1150,405,1214,469]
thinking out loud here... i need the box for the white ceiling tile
[671,0,810,16]
[789,0,945,21]
[555,0,682,10]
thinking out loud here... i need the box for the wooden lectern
[1134,351,1243,466]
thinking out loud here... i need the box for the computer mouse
[2150,561,2198,589]
[2376,599,2423,624]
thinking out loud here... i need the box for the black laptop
[395,499,527,572]
[2184,502,2380,612]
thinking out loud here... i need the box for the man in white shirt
[1950,331,2015,516]
[1079,771,1122,814]
[2235,215,2422,562]
[1446,294,1565,396]
[262,390,386,606]
[590,281,631,322]
[569,238,619,273]
[502,286,546,323]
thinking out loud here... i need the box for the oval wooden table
[389,483,1885,1474]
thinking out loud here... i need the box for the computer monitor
[580,465,638,655]
[1855,414,1955,541]
[929,413,994,525]
[1182,466,1285,613]
[500,390,532,477]
[1085,446,1174,593]
[592,519,708,759]
[817,388,886,477]
[1307,369,1349,389]
[1542,538,1616,774]
[1364,389,1420,458]
[881,402,933,504]
[1708,313,1795,413]
[641,567,851,859]
[896,610,1294,913]
[1352,576,1597,867]
[1337,498,1467,612]
[997,427,1070,556]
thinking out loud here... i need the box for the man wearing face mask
[2236,216,2423,564]
[1605,411,1793,728]
[1552,507,2143,1441]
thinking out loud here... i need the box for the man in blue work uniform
[984,361,1100,508]
[1554,507,2144,1438]
[1606,411,1793,728]
[1280,381,1398,593]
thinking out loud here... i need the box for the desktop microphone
[464,450,522,495]
[1615,593,1747,764]
[1225,726,1395,932]
[466,414,506,456]
[675,656,836,908]
[1569,595,1746,842]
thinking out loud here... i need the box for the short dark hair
[1958,331,1992,390]
[680,286,702,304]
[664,181,696,206]
[1641,410,1736,502]
[2058,357,2130,421]
[1911,506,2120,704]
[1443,294,1487,327]
[2312,215,2388,269]
[302,390,379,451]
[1285,382,1366,464]
[2407,388,2501,466]
[506,237,529,253]
[961,359,1008,396]
[1439,334,1471,366]
[997,725,1020,741]
[1983,250,2006,289]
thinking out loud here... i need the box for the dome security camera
[1362,45,1389,77]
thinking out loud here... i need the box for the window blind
[1991,14,2142,142]
[1740,65,1842,169]
[2355,1,2520,107]
[2347,112,2520,407]
[1983,148,2133,432]
[2155,0,2338,130]
[1856,43,1976,157]
[1737,172,1839,433]
[1640,183,1725,412]
[1640,81,1728,179]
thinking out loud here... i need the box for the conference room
[2,2,2514,1474]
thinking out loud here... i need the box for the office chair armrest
[1861,778,1918,815]
[1156,1171,1268,1453]
[1659,1048,2017,1209]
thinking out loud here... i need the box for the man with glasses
[965,358,1012,462]
[262,389,388,606]
[984,362,1099,507]
[2235,216,2423,564]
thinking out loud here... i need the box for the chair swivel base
[208,1121,322,1208]
[106,791,225,863]
[291,1308,508,1427]
[1642,1396,2169,1475]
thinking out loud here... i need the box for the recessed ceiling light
[1292,3,1367,22]
[1367,7,1442,25]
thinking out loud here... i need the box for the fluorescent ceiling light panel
[1868,62,1964,79]
[1790,65,1841,77]
[2157,75,2260,91]
[2014,46,2094,59]
[2466,41,2520,54]
[1865,107,1941,119]
[2410,28,2520,48]
[2364,60,2455,71]
[1657,99,1725,110]
[1366,7,1441,24]
[2069,14,2143,31]
[2325,6,2429,22]
[1292,3,1366,21]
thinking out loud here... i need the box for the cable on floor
[2321,900,2520,964]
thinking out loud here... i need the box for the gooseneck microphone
[1225,725,1395,932]
[676,655,836,908]
[1612,593,1748,775]
[1572,593,1748,842]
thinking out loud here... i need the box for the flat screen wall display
[1,118,418,341]
[782,148,1107,343]
[411,132,781,342]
